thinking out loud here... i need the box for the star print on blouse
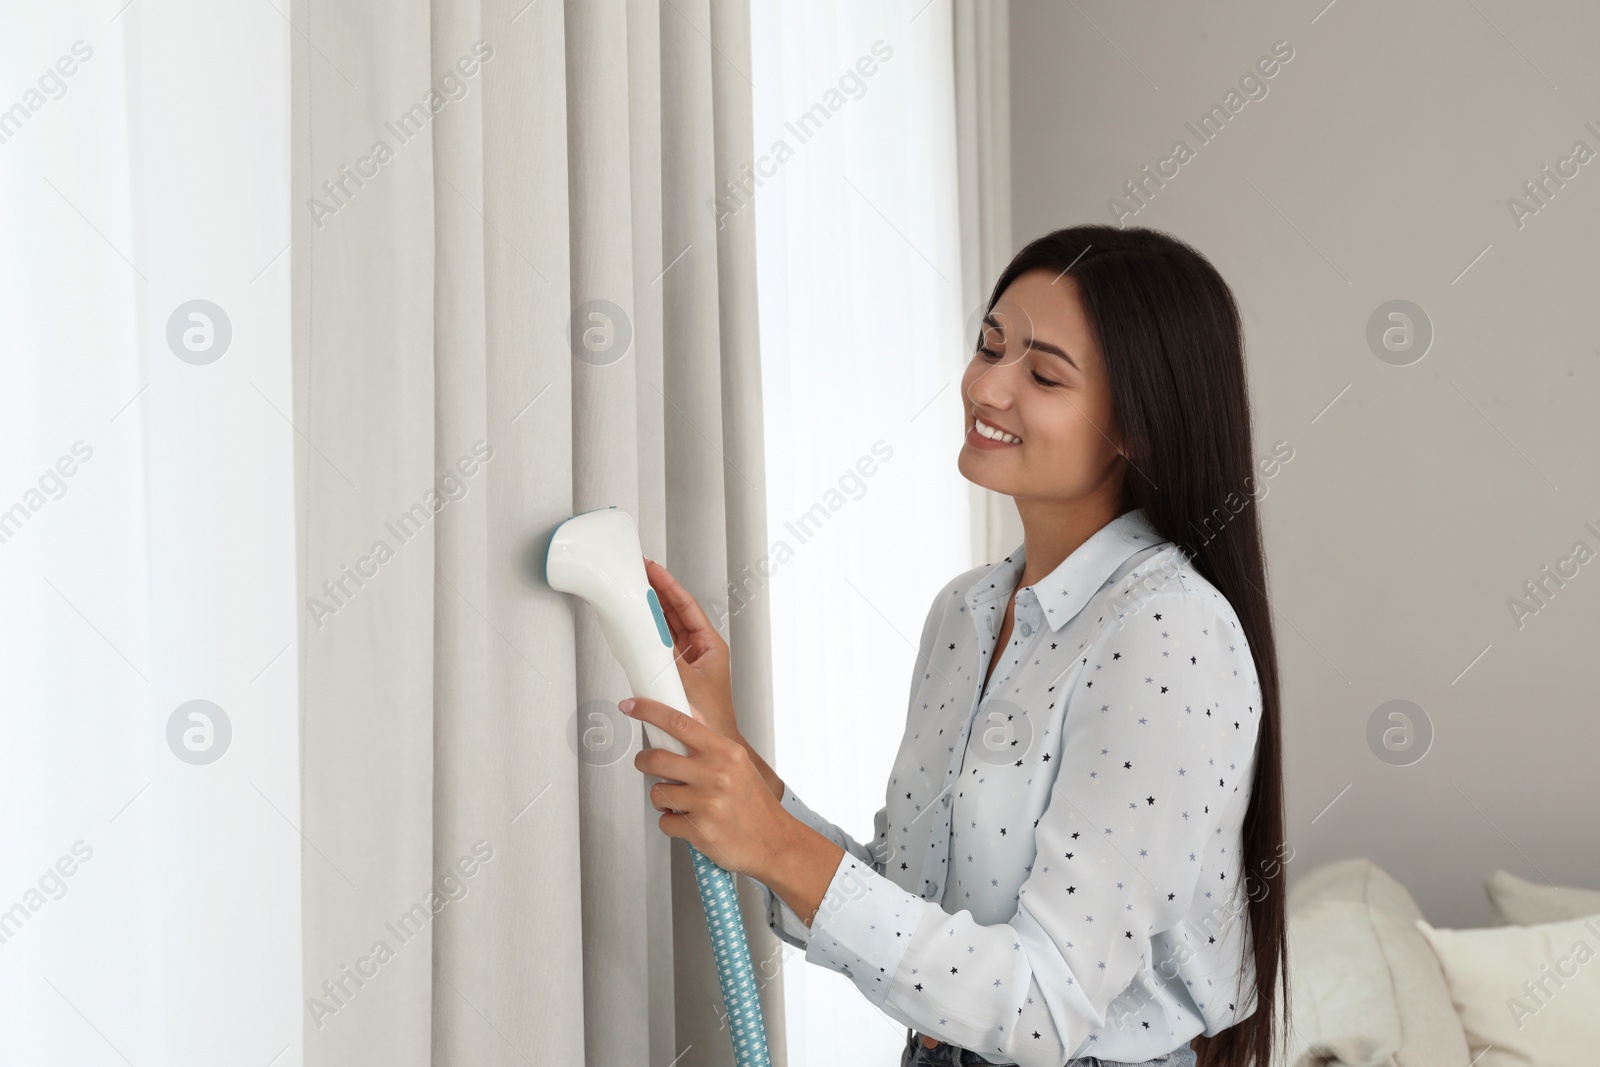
[754,508,1263,1067]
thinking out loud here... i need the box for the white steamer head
[543,506,692,756]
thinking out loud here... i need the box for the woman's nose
[966,355,1018,409]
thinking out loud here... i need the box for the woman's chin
[957,451,1017,493]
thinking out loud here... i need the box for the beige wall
[1009,0,1600,927]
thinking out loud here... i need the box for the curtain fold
[292,0,772,1063]
[706,0,787,1054]
[291,2,440,1063]
[953,0,1019,562]
[660,0,785,1061]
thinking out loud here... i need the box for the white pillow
[1415,912,1600,1067]
[1485,869,1600,926]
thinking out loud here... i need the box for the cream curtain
[290,1,775,1064]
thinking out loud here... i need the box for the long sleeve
[757,587,948,951]
[798,588,1263,1067]
[757,783,886,950]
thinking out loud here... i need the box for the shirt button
[1019,622,1033,637]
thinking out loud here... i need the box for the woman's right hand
[644,558,742,743]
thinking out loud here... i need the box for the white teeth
[975,417,1021,444]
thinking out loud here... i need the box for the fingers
[621,696,715,755]
[643,559,722,649]
[644,559,696,644]
[645,560,696,650]
[645,778,690,813]
[635,743,697,786]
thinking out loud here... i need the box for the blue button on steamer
[647,588,672,647]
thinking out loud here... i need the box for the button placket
[929,585,1050,905]
[928,587,1011,902]
[982,590,1042,704]
[930,594,1048,904]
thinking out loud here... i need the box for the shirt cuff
[761,876,814,950]
[803,852,928,1008]
[779,782,847,846]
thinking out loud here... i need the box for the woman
[619,225,1290,1067]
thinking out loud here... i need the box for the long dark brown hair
[981,225,1289,1067]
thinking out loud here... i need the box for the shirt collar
[964,508,1168,632]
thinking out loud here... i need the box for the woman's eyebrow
[984,315,1079,371]
[1025,336,1079,371]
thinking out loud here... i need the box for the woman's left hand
[621,696,791,879]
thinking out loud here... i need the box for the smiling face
[958,269,1127,508]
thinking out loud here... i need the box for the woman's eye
[979,345,1058,387]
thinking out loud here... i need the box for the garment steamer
[543,506,772,1067]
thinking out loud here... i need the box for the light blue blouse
[756,508,1263,1067]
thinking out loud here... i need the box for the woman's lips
[966,423,1021,450]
